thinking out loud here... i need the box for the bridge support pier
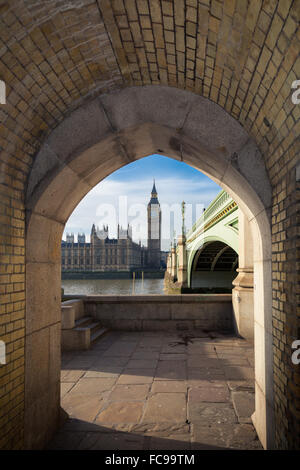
[232,209,254,340]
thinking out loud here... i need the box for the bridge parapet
[186,190,237,246]
[165,189,239,293]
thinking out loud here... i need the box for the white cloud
[63,175,221,250]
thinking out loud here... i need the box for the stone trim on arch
[25,86,274,449]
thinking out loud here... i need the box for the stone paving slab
[50,330,262,450]
[66,355,99,368]
[224,366,254,381]
[188,368,225,383]
[78,432,145,450]
[156,360,187,380]
[188,385,230,403]
[131,351,160,360]
[131,422,190,436]
[62,393,109,422]
[70,377,117,395]
[61,382,75,398]
[151,380,187,393]
[146,434,191,450]
[191,423,262,450]
[217,356,251,367]
[126,359,158,368]
[61,370,86,382]
[48,431,87,450]
[95,401,144,425]
[92,356,129,367]
[188,402,238,425]
[103,343,138,357]
[109,384,150,401]
[227,379,255,391]
[232,391,255,423]
[160,353,187,361]
[187,356,221,368]
[142,393,187,424]
[116,369,154,384]
[83,366,123,379]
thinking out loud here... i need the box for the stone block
[67,135,130,187]
[47,99,112,162]
[61,306,76,330]
[62,299,84,320]
[26,262,61,335]
[26,213,64,264]
[29,164,92,223]
[26,144,61,201]
[25,383,60,449]
[61,328,90,351]
[237,138,272,209]
[183,94,248,157]
[100,86,194,132]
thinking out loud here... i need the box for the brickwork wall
[0,0,299,449]
[0,163,25,449]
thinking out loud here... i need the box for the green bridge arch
[185,190,239,288]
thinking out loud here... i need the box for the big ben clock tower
[147,180,161,268]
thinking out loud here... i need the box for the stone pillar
[171,246,176,281]
[177,235,187,288]
[166,253,171,274]
[232,209,254,340]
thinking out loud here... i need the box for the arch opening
[24,86,274,450]
[190,241,238,293]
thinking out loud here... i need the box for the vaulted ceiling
[0,0,299,194]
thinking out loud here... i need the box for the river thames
[61,278,165,296]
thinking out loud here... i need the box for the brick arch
[25,86,273,448]
[0,0,298,450]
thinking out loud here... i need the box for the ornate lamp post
[177,201,187,288]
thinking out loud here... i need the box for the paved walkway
[48,331,262,450]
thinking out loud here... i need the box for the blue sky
[63,154,221,251]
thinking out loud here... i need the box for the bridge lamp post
[177,201,187,289]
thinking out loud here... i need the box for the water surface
[61,278,165,295]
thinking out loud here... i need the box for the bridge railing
[186,190,236,243]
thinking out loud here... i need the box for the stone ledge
[63,294,232,304]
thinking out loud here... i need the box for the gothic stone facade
[62,183,162,272]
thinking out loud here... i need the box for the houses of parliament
[61,182,164,273]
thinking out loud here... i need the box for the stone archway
[25,86,273,449]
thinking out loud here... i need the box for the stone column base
[232,269,254,341]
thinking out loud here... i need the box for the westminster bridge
[165,189,254,340]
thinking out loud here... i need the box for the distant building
[61,182,165,272]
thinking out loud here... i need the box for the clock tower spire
[147,180,161,268]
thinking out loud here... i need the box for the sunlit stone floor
[48,330,262,450]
